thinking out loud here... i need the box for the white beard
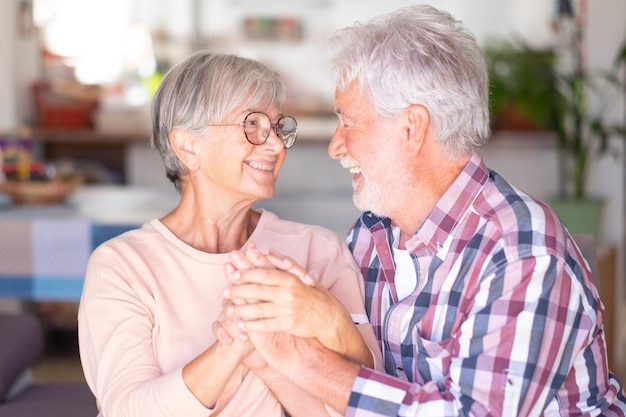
[342,153,414,218]
[352,164,412,218]
[352,175,387,217]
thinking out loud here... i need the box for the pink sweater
[78,210,382,416]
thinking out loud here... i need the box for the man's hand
[223,246,375,369]
[223,248,349,343]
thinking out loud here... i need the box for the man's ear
[170,129,199,170]
[405,104,430,144]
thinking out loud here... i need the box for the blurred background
[0,0,625,383]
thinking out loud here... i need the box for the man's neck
[390,153,472,244]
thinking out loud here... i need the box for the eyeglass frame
[207,111,298,149]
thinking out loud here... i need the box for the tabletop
[0,185,179,301]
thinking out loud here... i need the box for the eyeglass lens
[243,112,298,148]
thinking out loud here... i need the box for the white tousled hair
[328,5,491,159]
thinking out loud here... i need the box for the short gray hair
[150,51,287,190]
[328,5,490,158]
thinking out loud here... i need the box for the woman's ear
[170,129,200,171]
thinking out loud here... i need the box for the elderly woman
[78,51,382,417]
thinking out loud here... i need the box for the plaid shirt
[345,154,626,417]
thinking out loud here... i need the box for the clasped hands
[213,245,347,371]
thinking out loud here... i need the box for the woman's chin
[256,187,276,201]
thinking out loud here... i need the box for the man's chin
[353,194,386,218]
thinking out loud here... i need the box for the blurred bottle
[16,127,33,181]
[0,131,19,181]
[0,130,5,182]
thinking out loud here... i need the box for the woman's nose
[265,127,286,151]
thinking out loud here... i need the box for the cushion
[0,383,98,417]
[0,313,44,401]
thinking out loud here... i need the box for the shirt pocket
[410,326,454,384]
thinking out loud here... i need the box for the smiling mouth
[340,157,361,175]
[245,161,274,171]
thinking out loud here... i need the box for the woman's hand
[216,243,274,370]
[226,246,315,286]
[223,247,372,368]
[212,305,268,370]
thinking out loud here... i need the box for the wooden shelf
[32,128,151,144]
[30,128,146,184]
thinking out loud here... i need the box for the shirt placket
[384,241,431,381]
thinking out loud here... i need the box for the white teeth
[340,157,361,174]
[247,161,273,171]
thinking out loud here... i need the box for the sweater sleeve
[78,245,212,417]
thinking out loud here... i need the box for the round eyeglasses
[208,112,298,149]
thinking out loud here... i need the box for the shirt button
[396,367,405,378]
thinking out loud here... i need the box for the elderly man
[221,5,626,416]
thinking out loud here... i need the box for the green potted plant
[546,4,626,240]
[485,28,626,240]
[485,42,561,132]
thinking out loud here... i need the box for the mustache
[340,156,359,169]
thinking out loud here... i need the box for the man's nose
[327,125,345,160]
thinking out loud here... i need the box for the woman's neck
[160,190,261,253]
